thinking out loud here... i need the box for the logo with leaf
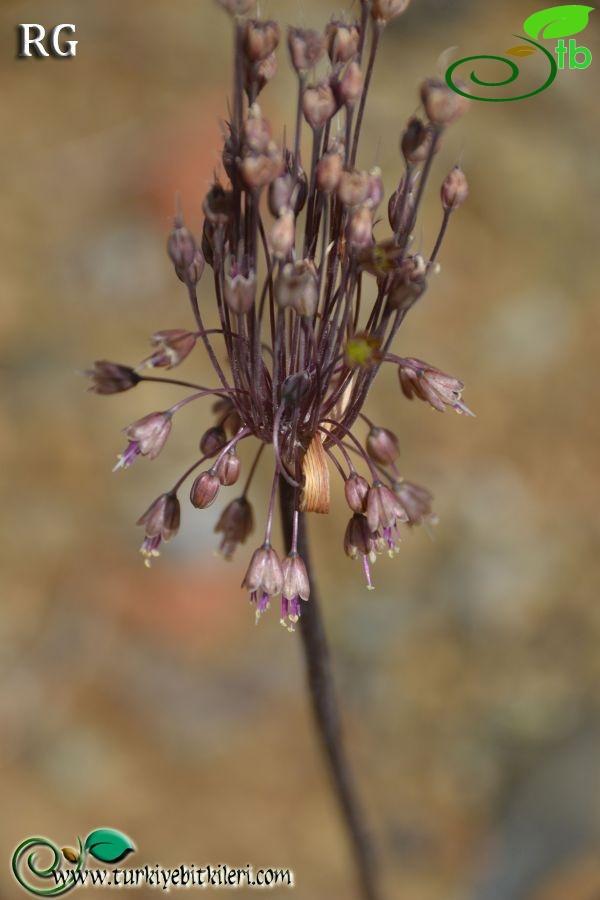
[12,828,135,896]
[446,4,594,102]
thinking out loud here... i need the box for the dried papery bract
[300,435,331,514]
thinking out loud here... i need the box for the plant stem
[279,477,383,900]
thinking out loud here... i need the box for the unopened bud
[252,51,278,95]
[371,0,411,23]
[268,208,295,259]
[366,426,400,465]
[326,21,360,63]
[421,77,469,127]
[366,167,384,209]
[200,426,227,457]
[288,27,326,72]
[338,61,363,107]
[186,249,206,285]
[316,147,344,193]
[302,82,337,131]
[441,165,469,211]
[388,175,416,237]
[347,205,373,249]
[275,259,318,316]
[224,270,256,314]
[239,147,283,191]
[216,449,241,486]
[167,222,196,280]
[337,169,369,207]
[400,116,433,165]
[190,471,220,509]
[243,104,271,153]
[244,19,279,62]
[344,472,370,513]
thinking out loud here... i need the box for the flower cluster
[87,0,472,629]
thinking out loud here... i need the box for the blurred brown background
[1,1,599,898]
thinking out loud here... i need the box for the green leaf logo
[523,5,594,40]
[84,829,135,864]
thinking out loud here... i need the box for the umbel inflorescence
[88,0,472,631]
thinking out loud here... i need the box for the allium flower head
[88,0,472,624]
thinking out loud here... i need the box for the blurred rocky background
[1,0,599,897]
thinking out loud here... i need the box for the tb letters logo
[17,23,78,59]
[446,4,593,102]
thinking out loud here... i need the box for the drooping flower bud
[371,0,411,23]
[398,357,474,415]
[316,146,344,193]
[421,78,469,127]
[243,543,284,620]
[190,470,220,509]
[144,330,197,370]
[303,82,337,131]
[137,492,181,566]
[214,496,254,559]
[244,19,280,62]
[337,61,363,107]
[343,513,380,589]
[400,116,433,165]
[224,270,256,314]
[366,481,408,554]
[268,208,295,259]
[275,259,318,316]
[281,553,310,630]
[337,169,369,207]
[393,480,437,527]
[344,472,370,513]
[288,27,326,72]
[441,165,469,211]
[366,426,399,465]
[86,361,140,395]
[114,411,173,470]
[216,449,241,486]
[200,425,227,457]
[347,205,373,249]
[326,20,360,63]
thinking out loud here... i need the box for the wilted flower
[86,361,140,395]
[143,330,197,370]
[398,358,474,415]
[393,480,437,527]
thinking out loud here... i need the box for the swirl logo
[445,4,594,102]
[11,829,135,896]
